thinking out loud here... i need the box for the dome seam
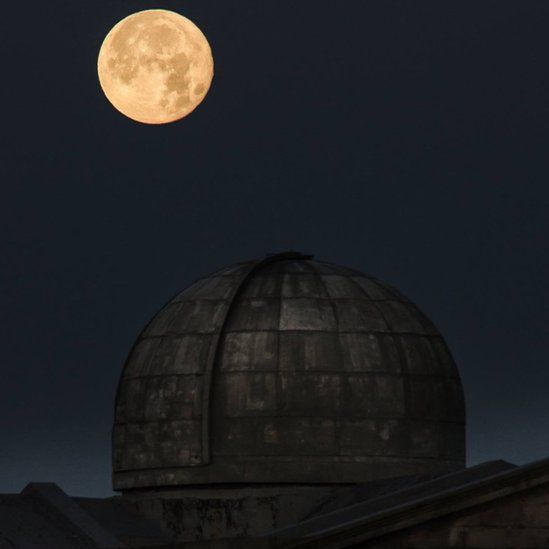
[309,262,346,457]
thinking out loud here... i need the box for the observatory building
[113,251,465,490]
[2,253,549,548]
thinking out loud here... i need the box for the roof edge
[271,457,549,548]
[21,483,121,548]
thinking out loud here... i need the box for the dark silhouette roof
[5,458,549,548]
[113,252,465,490]
[267,460,516,546]
[265,458,549,548]
[0,482,168,548]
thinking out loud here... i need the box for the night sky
[2,1,548,497]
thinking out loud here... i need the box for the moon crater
[98,10,214,124]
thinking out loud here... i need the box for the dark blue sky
[1,1,548,496]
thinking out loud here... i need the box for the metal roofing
[113,252,465,490]
[264,458,549,548]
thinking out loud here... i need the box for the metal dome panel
[113,253,465,490]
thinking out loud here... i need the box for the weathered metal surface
[270,458,549,548]
[113,253,466,490]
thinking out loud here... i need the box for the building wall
[125,485,336,542]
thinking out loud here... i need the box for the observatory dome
[113,252,465,491]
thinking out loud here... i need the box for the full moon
[97,10,214,124]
